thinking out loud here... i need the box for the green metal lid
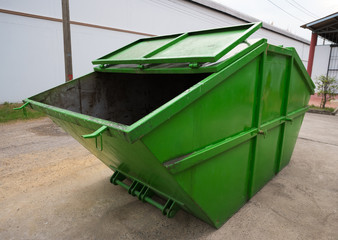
[92,22,262,66]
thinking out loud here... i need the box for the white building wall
[0,0,61,18]
[0,14,64,103]
[311,45,331,80]
[0,0,311,102]
[70,25,144,78]
[69,0,310,64]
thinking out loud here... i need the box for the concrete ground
[0,113,337,240]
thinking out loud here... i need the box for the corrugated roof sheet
[301,12,338,44]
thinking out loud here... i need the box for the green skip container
[20,23,315,228]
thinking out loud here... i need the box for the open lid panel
[92,22,262,66]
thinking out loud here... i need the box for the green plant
[0,102,45,123]
[315,75,338,109]
[309,104,335,113]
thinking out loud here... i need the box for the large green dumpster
[20,22,315,228]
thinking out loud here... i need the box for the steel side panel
[278,58,310,170]
[251,126,281,195]
[250,52,288,195]
[287,63,311,113]
[141,59,259,163]
[280,114,305,170]
[260,53,288,124]
[174,141,252,228]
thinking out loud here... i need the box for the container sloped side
[48,115,215,225]
[249,45,314,196]
[144,43,314,228]
[279,47,314,170]
[24,72,216,226]
[142,43,266,228]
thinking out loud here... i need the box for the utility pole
[62,0,73,82]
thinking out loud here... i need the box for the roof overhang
[189,0,310,45]
[301,12,338,43]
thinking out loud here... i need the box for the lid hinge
[189,62,201,69]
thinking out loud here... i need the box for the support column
[307,32,317,77]
[62,0,73,82]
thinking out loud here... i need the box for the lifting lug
[257,129,267,138]
[13,102,29,117]
[82,126,108,151]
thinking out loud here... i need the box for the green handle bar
[13,102,29,117]
[82,126,108,151]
